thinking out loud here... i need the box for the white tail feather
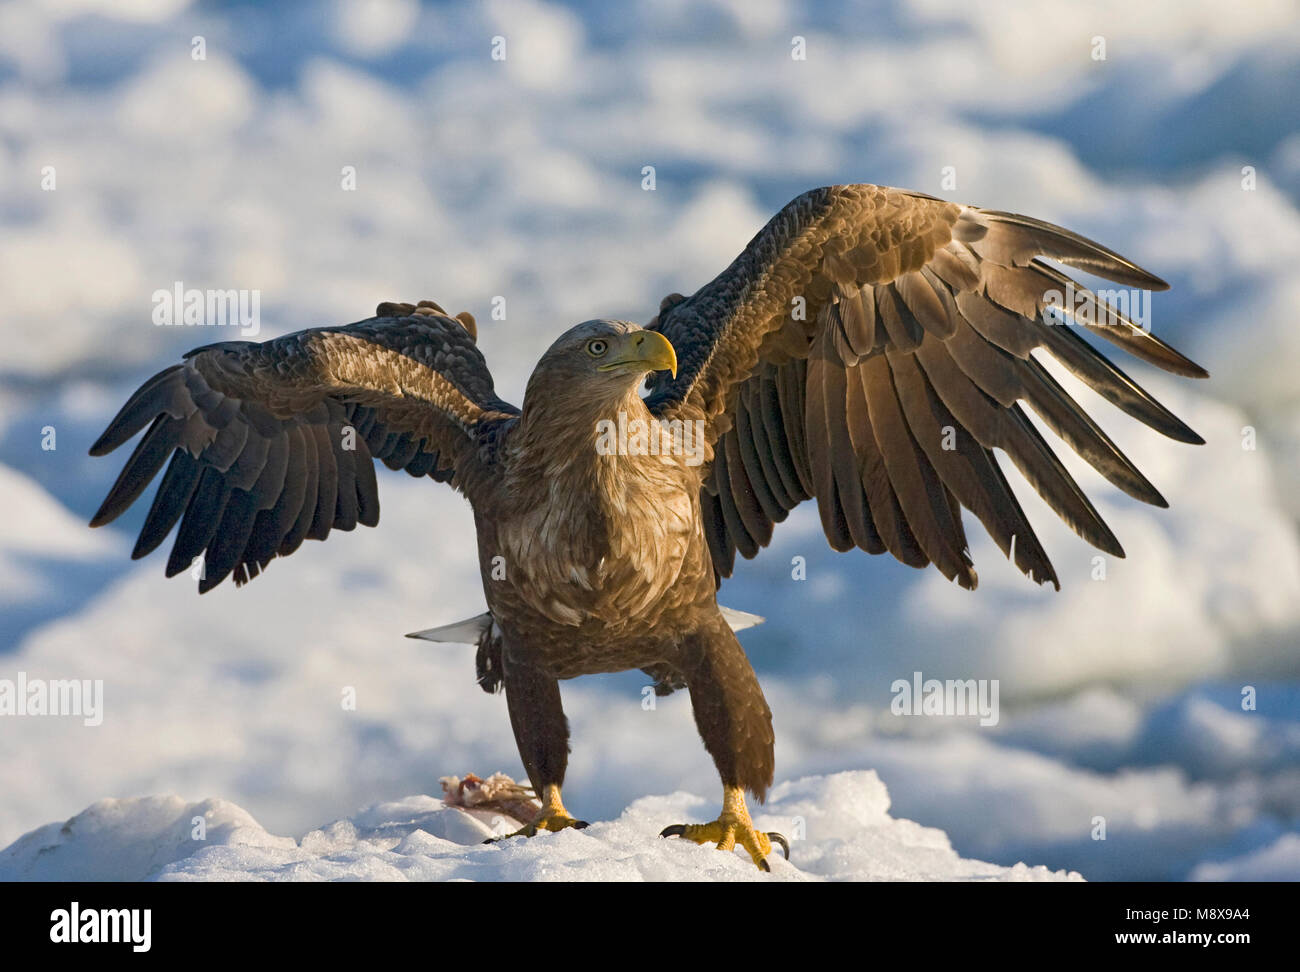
[405,612,492,644]
[719,604,765,631]
[406,605,763,645]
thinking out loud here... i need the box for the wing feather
[867,351,973,583]
[91,305,518,591]
[132,450,201,560]
[722,423,772,549]
[734,385,787,524]
[280,419,318,558]
[711,440,759,560]
[647,184,1204,586]
[805,334,855,552]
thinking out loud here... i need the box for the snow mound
[1189,834,1300,882]
[0,771,1080,882]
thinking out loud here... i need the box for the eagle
[89,185,1206,871]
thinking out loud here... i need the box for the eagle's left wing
[645,184,1207,589]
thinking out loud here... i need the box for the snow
[0,464,120,605]
[1190,833,1300,882]
[0,771,1080,882]
[0,0,1298,882]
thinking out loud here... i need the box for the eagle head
[527,319,677,407]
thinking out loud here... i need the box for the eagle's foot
[483,783,588,843]
[660,785,789,871]
[486,812,589,842]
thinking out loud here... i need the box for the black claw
[758,857,771,873]
[768,832,790,860]
[574,820,590,830]
[660,824,686,838]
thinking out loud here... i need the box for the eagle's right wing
[89,301,519,592]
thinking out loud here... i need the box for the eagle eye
[586,339,609,357]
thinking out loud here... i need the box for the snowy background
[1,0,1298,881]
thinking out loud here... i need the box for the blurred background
[1,0,1298,880]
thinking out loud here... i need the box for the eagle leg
[485,783,588,842]
[660,785,789,871]
[662,620,785,870]
[485,653,588,843]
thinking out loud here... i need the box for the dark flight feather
[648,184,1204,585]
[90,308,518,591]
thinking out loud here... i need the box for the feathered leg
[660,617,789,870]
[488,652,587,840]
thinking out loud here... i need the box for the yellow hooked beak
[599,330,677,378]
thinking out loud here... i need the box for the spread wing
[90,301,519,592]
[646,184,1207,589]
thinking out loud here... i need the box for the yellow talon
[660,785,790,871]
[528,809,588,834]
[485,783,588,842]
